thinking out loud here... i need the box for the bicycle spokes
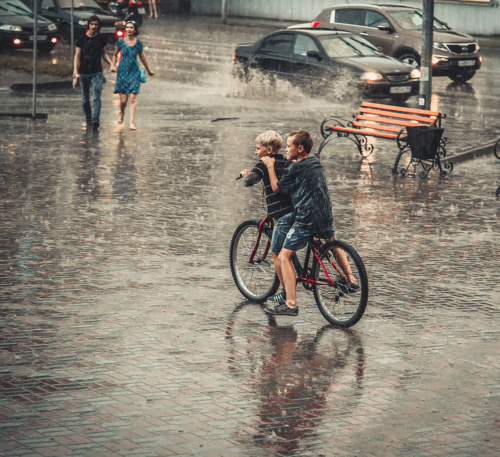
[313,241,368,328]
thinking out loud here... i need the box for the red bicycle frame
[248,216,274,264]
[248,218,345,288]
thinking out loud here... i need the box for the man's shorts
[270,212,335,254]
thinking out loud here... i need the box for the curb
[442,140,497,165]
[10,80,73,91]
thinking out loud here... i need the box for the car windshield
[59,0,99,9]
[318,35,383,58]
[388,11,449,31]
[0,0,33,15]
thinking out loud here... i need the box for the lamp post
[32,1,38,119]
[70,0,75,65]
[419,0,433,110]
[222,0,227,24]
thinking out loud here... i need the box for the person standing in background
[73,16,113,131]
[149,0,158,19]
[110,21,155,130]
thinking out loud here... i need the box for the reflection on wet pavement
[0,16,499,456]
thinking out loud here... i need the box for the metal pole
[32,0,38,119]
[419,0,433,110]
[70,0,74,66]
[221,0,227,24]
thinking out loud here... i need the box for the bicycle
[229,214,369,328]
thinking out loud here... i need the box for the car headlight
[433,42,447,51]
[475,43,480,52]
[78,20,87,26]
[410,69,421,79]
[0,24,22,31]
[48,23,57,31]
[360,72,383,82]
[431,55,449,65]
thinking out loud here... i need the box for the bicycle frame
[248,216,274,264]
[248,219,344,288]
[291,236,343,287]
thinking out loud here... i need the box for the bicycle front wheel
[229,220,280,303]
[312,240,368,328]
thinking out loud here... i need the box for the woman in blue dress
[110,21,154,130]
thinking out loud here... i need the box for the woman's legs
[129,93,138,129]
[150,0,157,18]
[118,93,128,124]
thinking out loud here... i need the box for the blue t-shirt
[277,157,333,233]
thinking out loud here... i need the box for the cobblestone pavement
[1,16,500,457]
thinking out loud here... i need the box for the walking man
[73,16,113,131]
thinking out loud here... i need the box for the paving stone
[0,14,499,457]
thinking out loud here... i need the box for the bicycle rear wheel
[230,220,280,303]
[312,240,368,328]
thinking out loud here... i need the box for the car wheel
[232,62,251,83]
[60,24,70,44]
[397,51,420,68]
[449,68,475,83]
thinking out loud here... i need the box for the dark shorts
[270,212,294,254]
[270,212,335,254]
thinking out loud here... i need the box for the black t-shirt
[247,154,294,220]
[277,157,334,233]
[76,33,107,75]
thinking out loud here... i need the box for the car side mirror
[306,50,322,60]
[377,23,393,32]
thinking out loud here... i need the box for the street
[0,15,500,457]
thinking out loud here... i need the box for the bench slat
[352,122,405,134]
[355,115,432,128]
[361,101,441,118]
[328,126,397,139]
[359,108,438,124]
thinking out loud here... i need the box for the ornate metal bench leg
[494,138,500,160]
[316,134,336,159]
[436,156,453,177]
[393,147,410,175]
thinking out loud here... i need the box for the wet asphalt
[0,15,500,457]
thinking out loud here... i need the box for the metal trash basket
[406,126,444,161]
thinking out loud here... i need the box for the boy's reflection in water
[76,133,101,203]
[113,134,137,203]
[226,305,365,453]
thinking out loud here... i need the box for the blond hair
[255,131,283,155]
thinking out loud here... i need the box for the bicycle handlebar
[236,174,243,180]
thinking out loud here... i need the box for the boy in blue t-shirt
[261,130,358,316]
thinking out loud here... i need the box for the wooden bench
[317,102,451,176]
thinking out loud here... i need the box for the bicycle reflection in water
[225,302,365,453]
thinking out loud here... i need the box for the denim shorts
[270,212,335,253]
[270,212,294,254]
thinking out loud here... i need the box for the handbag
[124,40,146,84]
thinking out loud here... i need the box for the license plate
[390,86,411,94]
[101,27,115,33]
[29,35,47,41]
[138,7,146,14]
[458,60,475,67]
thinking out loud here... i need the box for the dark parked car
[233,29,421,101]
[290,4,482,83]
[21,0,122,44]
[0,0,59,52]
